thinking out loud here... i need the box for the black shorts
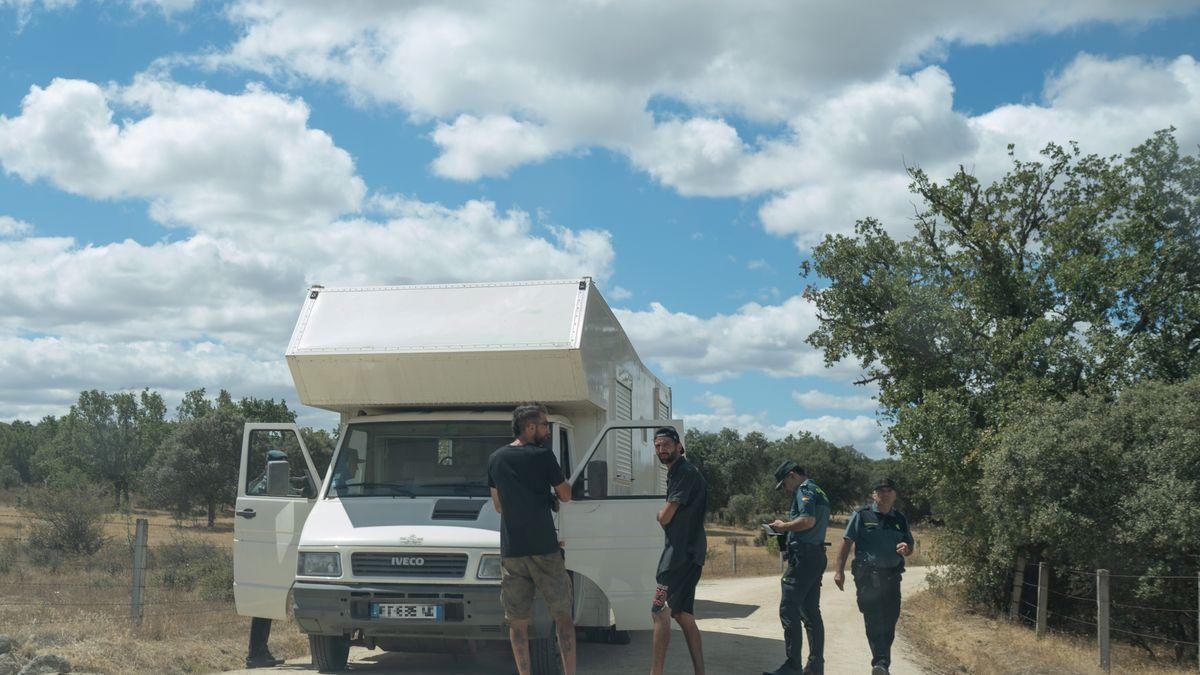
[652,564,703,616]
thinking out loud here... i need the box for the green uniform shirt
[843,503,914,569]
[788,478,830,546]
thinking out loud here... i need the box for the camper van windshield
[327,421,513,498]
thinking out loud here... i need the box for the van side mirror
[583,460,607,499]
[266,460,290,497]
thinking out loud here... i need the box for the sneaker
[871,665,889,675]
[245,653,284,669]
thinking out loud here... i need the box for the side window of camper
[574,425,667,500]
[245,428,316,498]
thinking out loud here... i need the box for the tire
[309,634,351,673]
[529,635,561,675]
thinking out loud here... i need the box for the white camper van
[233,278,679,673]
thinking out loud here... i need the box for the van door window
[245,428,316,498]
[575,425,668,499]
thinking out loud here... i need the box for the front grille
[352,552,469,578]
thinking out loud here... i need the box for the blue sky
[2,1,1199,456]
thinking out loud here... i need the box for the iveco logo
[391,556,425,566]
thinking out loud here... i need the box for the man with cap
[834,478,914,675]
[650,426,707,675]
[765,460,830,675]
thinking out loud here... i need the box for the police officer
[765,460,830,675]
[833,478,914,675]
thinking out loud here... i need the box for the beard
[656,451,678,465]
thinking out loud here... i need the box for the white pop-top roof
[289,279,586,354]
[284,278,644,413]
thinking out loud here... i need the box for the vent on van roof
[431,499,486,521]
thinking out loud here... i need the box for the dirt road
[224,567,931,674]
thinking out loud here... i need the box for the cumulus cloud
[0,199,614,422]
[431,114,564,180]
[683,392,886,455]
[0,216,32,237]
[201,3,1200,249]
[792,389,878,412]
[0,76,365,232]
[616,295,860,382]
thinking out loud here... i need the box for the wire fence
[1013,560,1200,672]
[0,516,247,643]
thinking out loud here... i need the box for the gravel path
[223,567,931,674]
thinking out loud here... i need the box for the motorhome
[233,278,679,673]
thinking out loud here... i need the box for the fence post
[731,539,738,575]
[130,518,148,628]
[1036,562,1049,639]
[1009,555,1026,621]
[1097,569,1110,672]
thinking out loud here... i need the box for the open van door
[234,423,321,620]
[559,419,681,631]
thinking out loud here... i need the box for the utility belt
[784,540,831,559]
[851,559,904,580]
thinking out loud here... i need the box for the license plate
[370,603,443,621]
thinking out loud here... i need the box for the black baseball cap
[773,460,805,489]
[872,477,898,491]
[654,427,681,443]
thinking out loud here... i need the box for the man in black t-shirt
[487,403,575,675]
[649,426,707,675]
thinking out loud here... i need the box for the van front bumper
[292,581,507,640]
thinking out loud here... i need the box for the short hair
[512,403,549,437]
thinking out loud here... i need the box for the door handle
[235,508,257,519]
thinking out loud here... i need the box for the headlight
[477,554,502,580]
[298,551,342,577]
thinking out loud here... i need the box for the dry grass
[900,581,1195,675]
[0,503,309,674]
[703,517,937,579]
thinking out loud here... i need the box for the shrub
[20,485,110,555]
[724,494,756,527]
[152,537,233,600]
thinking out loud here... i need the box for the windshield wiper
[414,481,488,490]
[335,481,416,496]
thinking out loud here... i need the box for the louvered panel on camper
[656,391,671,493]
[614,379,634,483]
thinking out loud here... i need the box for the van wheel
[309,634,351,673]
[529,635,561,675]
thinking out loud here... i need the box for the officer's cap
[773,460,805,489]
[872,477,898,491]
[266,449,288,462]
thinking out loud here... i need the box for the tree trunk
[207,496,216,528]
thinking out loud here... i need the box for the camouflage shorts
[500,551,573,621]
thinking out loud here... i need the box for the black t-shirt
[657,456,708,575]
[487,442,565,558]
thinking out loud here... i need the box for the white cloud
[616,295,860,382]
[206,3,1193,190]
[0,216,32,237]
[0,76,365,232]
[607,286,632,301]
[792,389,877,412]
[200,4,1200,249]
[0,199,614,422]
[431,114,563,180]
[683,392,886,455]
